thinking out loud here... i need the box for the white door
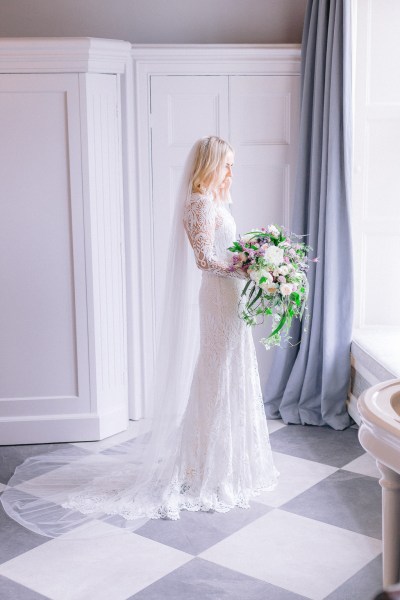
[150,74,299,391]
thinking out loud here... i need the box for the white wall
[0,0,306,43]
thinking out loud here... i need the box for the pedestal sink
[358,378,400,587]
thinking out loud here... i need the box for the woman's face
[221,150,234,184]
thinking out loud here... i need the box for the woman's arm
[183,195,247,279]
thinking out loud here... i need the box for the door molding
[128,45,301,419]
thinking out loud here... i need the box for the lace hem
[61,471,279,522]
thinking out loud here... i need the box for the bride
[0,136,278,536]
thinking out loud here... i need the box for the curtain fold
[263,0,353,430]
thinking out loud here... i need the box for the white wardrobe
[0,40,301,442]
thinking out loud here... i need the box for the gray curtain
[263,0,352,430]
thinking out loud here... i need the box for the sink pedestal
[358,379,400,587]
[377,462,400,585]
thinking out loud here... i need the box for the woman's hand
[232,264,250,279]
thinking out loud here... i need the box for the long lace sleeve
[183,194,247,279]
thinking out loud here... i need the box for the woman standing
[170,136,278,515]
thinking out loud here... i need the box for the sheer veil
[0,142,203,538]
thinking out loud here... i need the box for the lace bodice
[183,192,247,279]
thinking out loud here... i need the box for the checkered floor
[0,419,383,600]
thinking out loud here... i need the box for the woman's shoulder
[189,191,213,201]
[186,191,215,209]
[190,190,232,206]
[184,192,216,224]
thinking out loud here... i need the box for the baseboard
[0,406,129,445]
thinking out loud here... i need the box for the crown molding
[130,44,301,75]
[0,37,132,73]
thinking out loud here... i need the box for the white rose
[260,281,278,293]
[280,283,293,296]
[250,269,273,286]
[264,245,284,266]
[249,269,259,281]
[259,269,273,283]
[241,230,259,243]
[266,282,278,294]
[278,265,289,276]
[268,225,280,237]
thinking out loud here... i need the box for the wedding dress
[0,191,278,537]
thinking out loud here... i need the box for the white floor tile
[14,452,145,508]
[71,419,151,453]
[0,521,192,600]
[342,452,381,479]
[254,452,337,508]
[266,419,287,434]
[200,509,382,600]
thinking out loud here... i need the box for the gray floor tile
[270,424,365,467]
[135,501,271,555]
[0,499,48,565]
[0,575,51,600]
[0,443,89,485]
[128,557,309,600]
[101,432,151,455]
[281,470,382,539]
[0,488,95,552]
[324,553,383,600]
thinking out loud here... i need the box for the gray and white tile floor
[0,420,383,600]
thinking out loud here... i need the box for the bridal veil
[0,142,203,537]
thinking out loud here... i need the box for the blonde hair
[190,136,234,197]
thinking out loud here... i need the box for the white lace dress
[65,192,278,520]
[165,192,279,514]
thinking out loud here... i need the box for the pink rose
[280,283,293,296]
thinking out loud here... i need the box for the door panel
[0,74,89,414]
[150,75,229,336]
[229,75,299,232]
[229,75,300,388]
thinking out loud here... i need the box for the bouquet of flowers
[228,224,316,350]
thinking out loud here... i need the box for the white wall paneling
[229,75,300,383]
[129,45,301,417]
[0,74,87,410]
[0,38,132,444]
[150,75,230,339]
[352,1,400,329]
